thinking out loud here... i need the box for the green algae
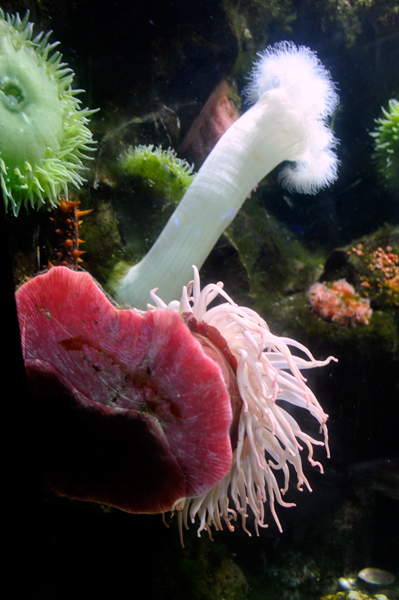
[225,193,325,299]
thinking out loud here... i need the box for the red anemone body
[16,266,234,514]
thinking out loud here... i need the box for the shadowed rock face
[16,266,234,514]
[179,79,241,170]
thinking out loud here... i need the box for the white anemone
[115,41,339,309]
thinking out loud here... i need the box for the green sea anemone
[0,10,97,215]
[120,145,194,204]
[371,98,399,190]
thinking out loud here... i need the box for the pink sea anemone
[308,279,372,326]
[149,267,337,541]
[16,265,336,543]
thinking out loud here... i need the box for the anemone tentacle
[149,267,337,543]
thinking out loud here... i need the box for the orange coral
[348,242,399,306]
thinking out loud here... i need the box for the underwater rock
[179,78,241,169]
[110,144,195,268]
[339,578,357,591]
[349,458,399,501]
[358,568,395,587]
[319,226,399,310]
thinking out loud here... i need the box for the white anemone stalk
[149,266,337,544]
[115,41,339,309]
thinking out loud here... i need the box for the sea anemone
[114,41,339,309]
[371,98,399,190]
[17,264,336,542]
[150,266,337,542]
[0,10,97,215]
[308,279,372,326]
[120,145,195,204]
[16,266,236,514]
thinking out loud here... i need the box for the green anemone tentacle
[0,10,97,215]
[371,98,399,190]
